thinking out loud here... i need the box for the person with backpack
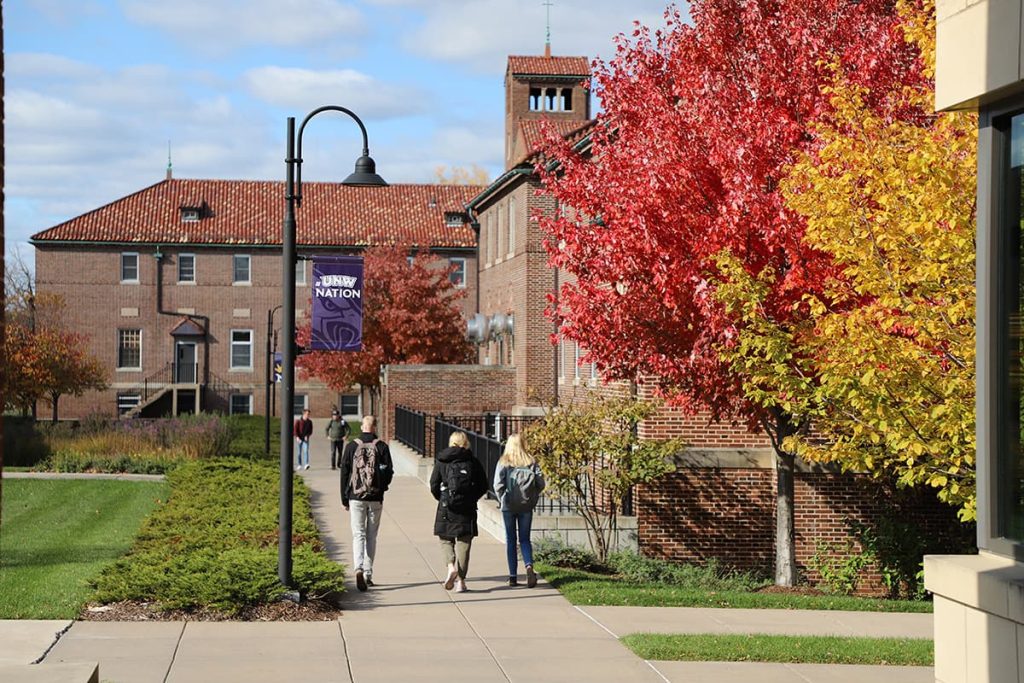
[430,431,488,593]
[325,408,350,470]
[340,415,394,592]
[493,433,545,587]
[293,408,314,470]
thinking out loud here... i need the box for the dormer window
[445,211,467,227]
[180,207,201,222]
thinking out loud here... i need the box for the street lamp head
[342,154,388,187]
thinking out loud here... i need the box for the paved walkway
[9,431,934,682]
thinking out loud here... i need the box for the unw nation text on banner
[311,255,364,352]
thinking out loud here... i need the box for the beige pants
[439,535,474,579]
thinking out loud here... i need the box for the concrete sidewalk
[15,431,934,682]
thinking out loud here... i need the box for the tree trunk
[774,448,797,586]
[50,392,60,424]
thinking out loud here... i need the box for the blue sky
[5,0,677,268]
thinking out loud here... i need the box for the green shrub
[91,458,344,614]
[3,416,51,467]
[607,551,768,592]
[534,538,605,572]
[807,541,872,595]
[42,451,179,475]
[223,414,281,460]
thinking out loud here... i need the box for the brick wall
[379,364,517,441]
[638,466,971,594]
[35,244,475,420]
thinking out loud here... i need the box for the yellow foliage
[781,1,977,519]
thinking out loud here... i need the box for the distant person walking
[340,415,394,591]
[493,433,545,587]
[430,431,488,593]
[325,409,350,470]
[294,408,313,470]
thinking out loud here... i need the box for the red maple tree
[538,0,924,584]
[297,244,473,405]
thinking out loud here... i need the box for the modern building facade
[927,3,1024,681]
[31,179,480,419]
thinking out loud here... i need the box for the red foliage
[538,0,923,423]
[297,245,472,393]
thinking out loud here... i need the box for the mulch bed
[79,598,343,622]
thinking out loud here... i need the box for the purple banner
[311,256,364,352]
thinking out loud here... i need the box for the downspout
[154,247,210,387]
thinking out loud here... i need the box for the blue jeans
[296,439,309,468]
[502,510,534,577]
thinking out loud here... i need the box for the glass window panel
[117,329,141,369]
[121,253,139,282]
[449,258,466,288]
[178,254,195,283]
[233,255,250,283]
[230,329,252,369]
[230,394,252,415]
[1006,112,1024,540]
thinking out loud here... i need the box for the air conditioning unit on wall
[466,313,489,344]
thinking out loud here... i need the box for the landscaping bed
[534,542,933,613]
[85,458,344,619]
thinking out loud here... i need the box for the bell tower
[503,50,591,169]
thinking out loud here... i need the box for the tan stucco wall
[936,0,1024,110]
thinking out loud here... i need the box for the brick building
[31,179,480,419]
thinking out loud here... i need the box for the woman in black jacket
[430,431,488,592]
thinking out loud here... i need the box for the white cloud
[243,66,426,120]
[120,0,366,53]
[7,53,103,80]
[389,0,672,72]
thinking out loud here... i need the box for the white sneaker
[304,464,310,470]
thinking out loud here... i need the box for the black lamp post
[279,107,387,590]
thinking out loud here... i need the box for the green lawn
[621,633,933,666]
[535,563,933,612]
[0,478,168,618]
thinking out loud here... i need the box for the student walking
[293,408,313,470]
[430,431,488,593]
[493,433,545,587]
[340,415,394,591]
[325,409,350,470]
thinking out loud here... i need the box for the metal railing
[395,405,428,454]
[442,413,539,441]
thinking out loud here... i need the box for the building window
[178,253,195,283]
[590,357,599,383]
[293,393,308,416]
[545,88,557,111]
[561,88,573,112]
[120,253,139,283]
[117,393,141,415]
[181,208,200,222]
[508,198,516,255]
[445,211,465,227]
[574,342,581,381]
[340,394,360,416]
[230,329,253,370]
[449,258,466,288]
[117,329,142,370]
[230,394,253,415]
[233,254,251,284]
[296,259,306,285]
[529,87,542,111]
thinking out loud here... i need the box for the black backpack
[444,460,476,512]
[350,439,383,498]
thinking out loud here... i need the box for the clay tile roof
[31,179,483,249]
[514,119,596,168]
[507,55,590,77]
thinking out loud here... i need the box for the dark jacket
[325,417,349,441]
[340,432,394,507]
[294,417,313,440]
[430,446,488,539]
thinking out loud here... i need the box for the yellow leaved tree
[717,1,978,519]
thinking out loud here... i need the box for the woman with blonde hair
[430,431,488,592]
[493,433,545,587]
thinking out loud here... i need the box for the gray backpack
[350,439,383,498]
[505,466,541,512]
